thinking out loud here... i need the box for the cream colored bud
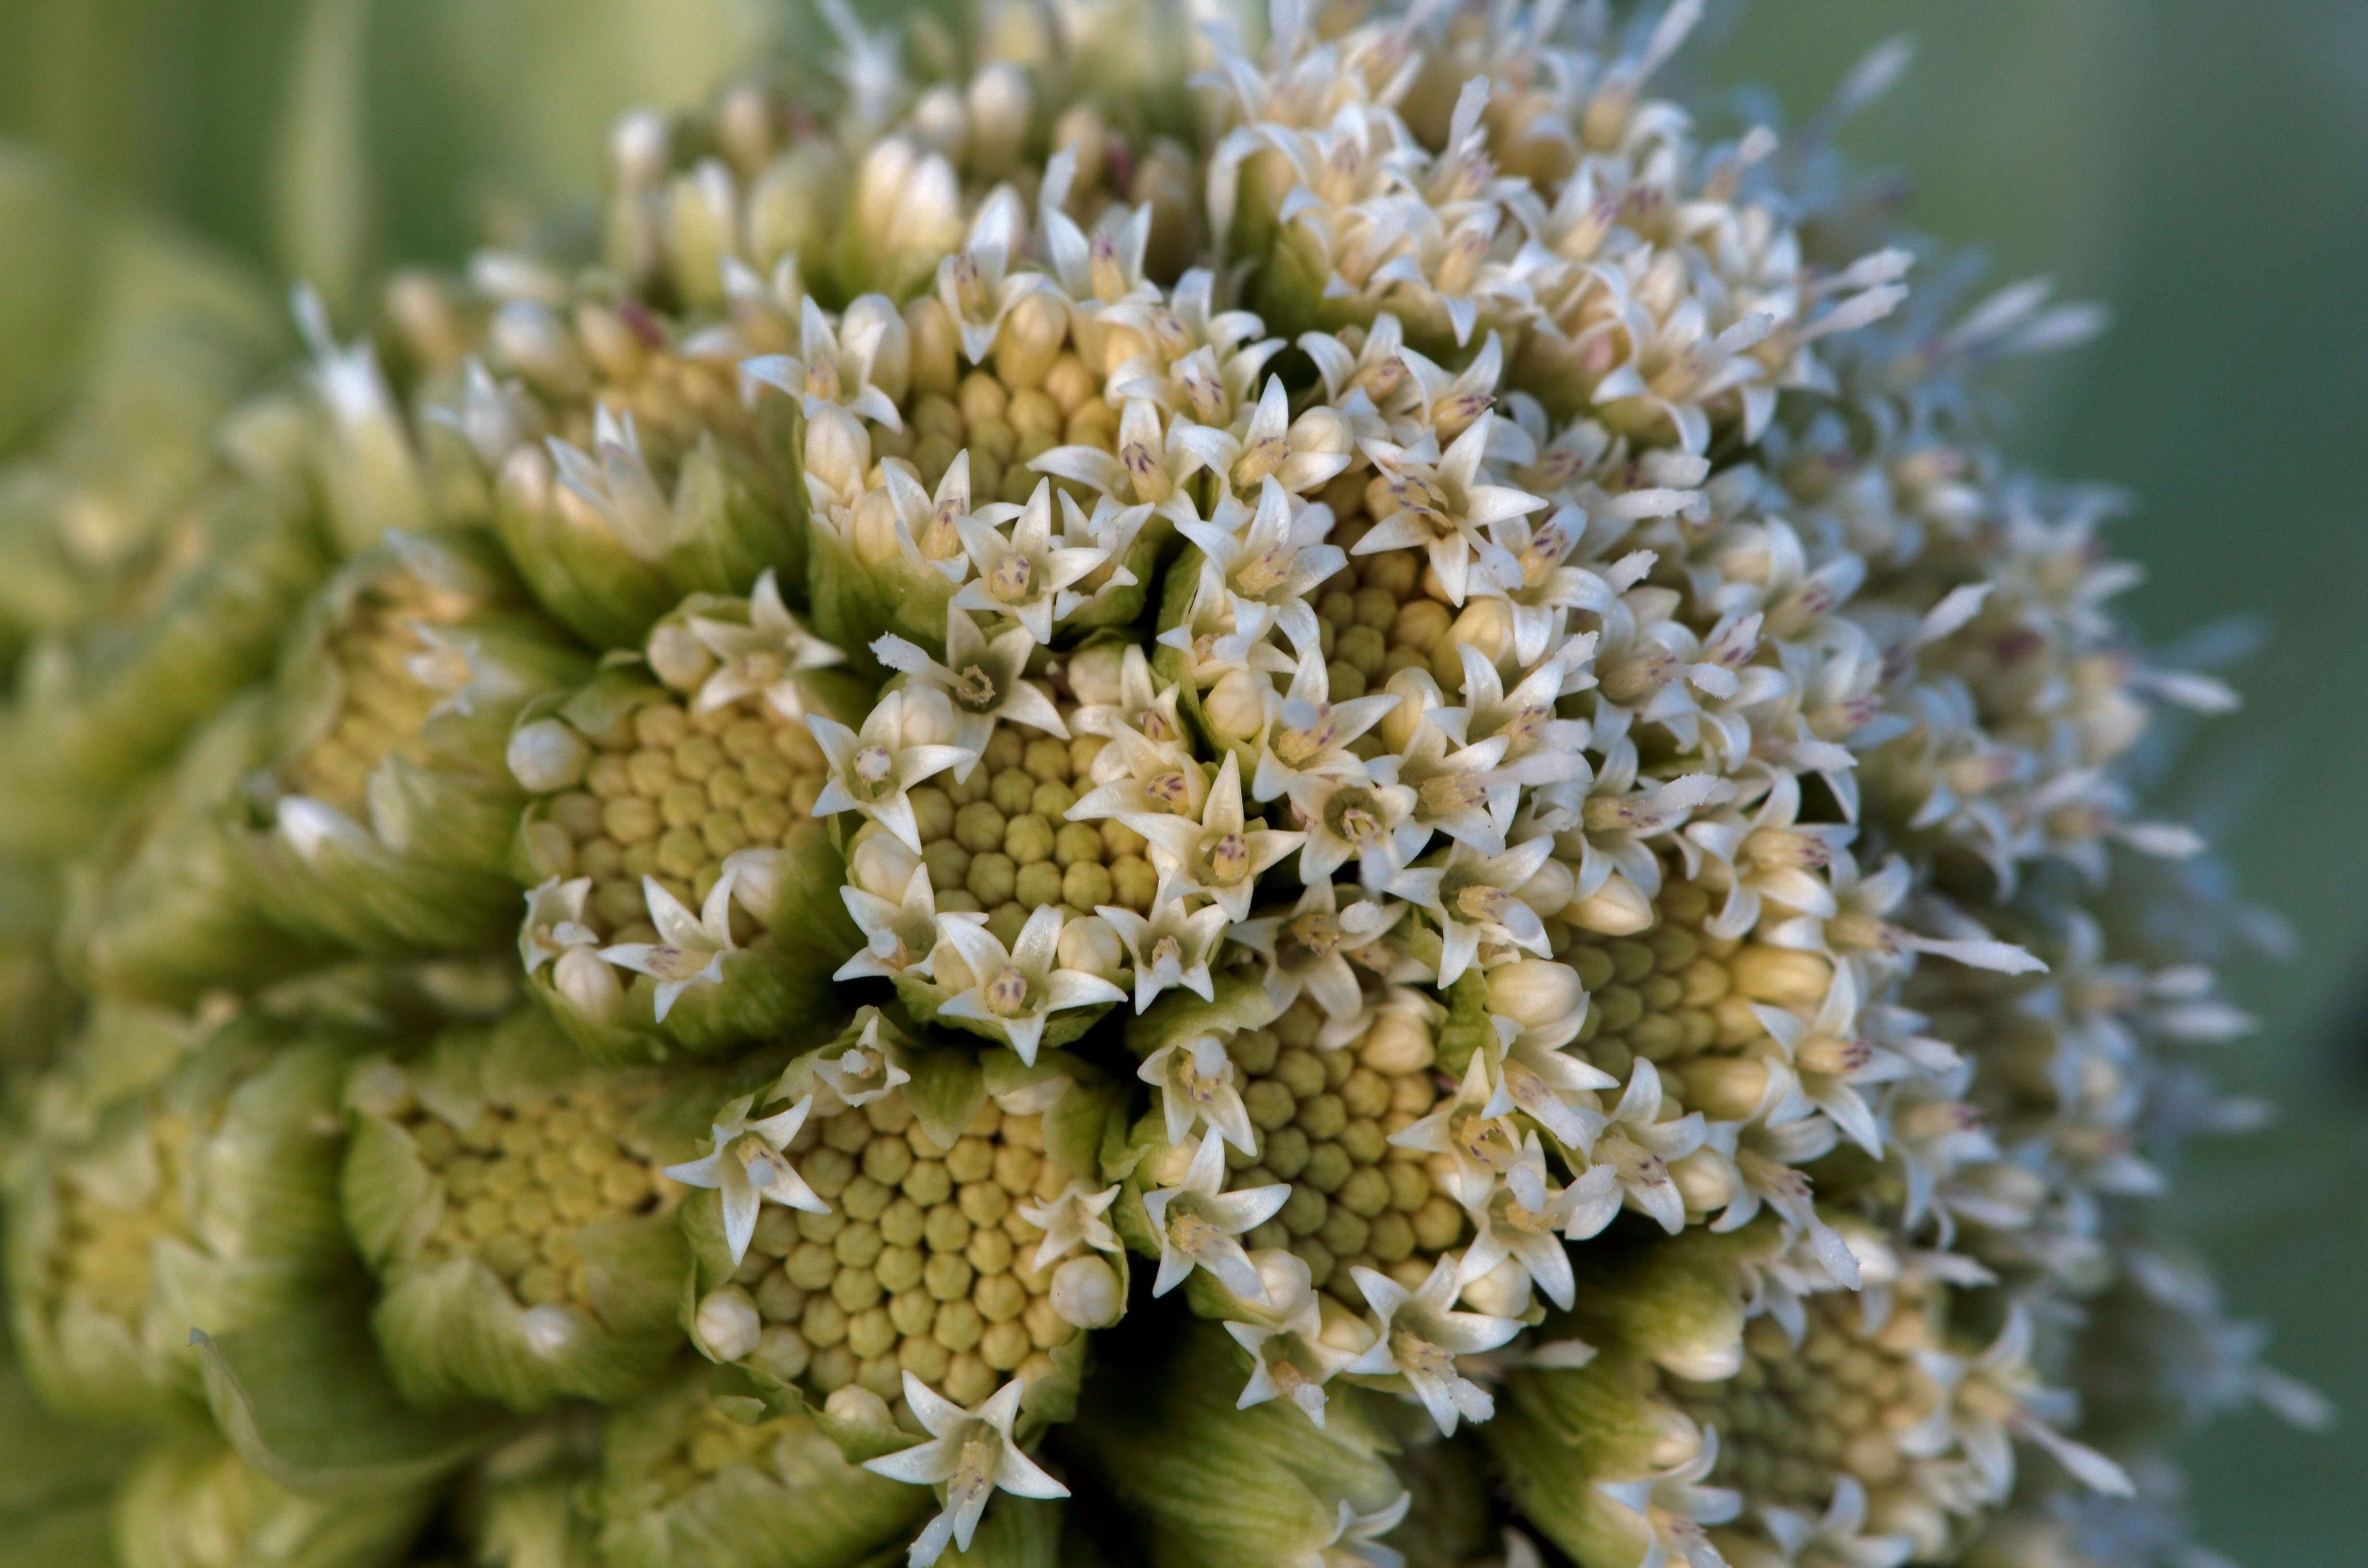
[851,488,901,565]
[931,938,978,996]
[1669,1149,1741,1213]
[804,406,873,497]
[1058,914,1127,980]
[553,946,624,1019]
[1676,1058,1770,1121]
[1147,1141,1196,1187]
[994,290,1069,390]
[610,109,670,191]
[1565,873,1655,935]
[912,84,969,159]
[1359,1004,1436,1074]
[825,1384,894,1428]
[965,63,1031,178]
[498,442,553,513]
[724,847,786,924]
[1445,599,1514,669]
[839,294,912,405]
[1638,1400,1706,1472]
[1486,959,1588,1030]
[849,834,922,900]
[1514,857,1576,917]
[1731,945,1832,1006]
[1052,106,1108,191]
[1317,1296,1378,1355]
[1050,1256,1123,1328]
[906,296,959,398]
[491,301,588,396]
[1459,1255,1533,1319]
[1378,669,1445,753]
[716,85,774,172]
[749,141,846,272]
[508,718,590,792]
[1204,669,1268,742]
[695,1286,763,1361]
[1066,643,1128,707]
[646,622,716,692]
[896,691,958,750]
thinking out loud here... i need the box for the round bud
[1565,873,1655,936]
[1459,1255,1532,1319]
[1050,1256,1122,1328]
[1204,669,1267,741]
[646,622,716,692]
[1056,914,1126,980]
[825,1384,895,1428]
[508,718,591,792]
[1359,1003,1436,1074]
[1066,643,1128,708]
[849,832,923,900]
[553,946,625,1020]
[1669,1148,1741,1213]
[520,1304,580,1358]
[1485,959,1588,1030]
[696,1286,763,1361]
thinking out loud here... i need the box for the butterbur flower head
[9,5,2299,1563]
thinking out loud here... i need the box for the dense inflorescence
[0,2,2320,1567]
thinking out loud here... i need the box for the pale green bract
[0,2,2322,1566]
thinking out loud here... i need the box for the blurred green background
[0,0,2360,1556]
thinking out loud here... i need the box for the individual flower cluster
[0,2,2319,1567]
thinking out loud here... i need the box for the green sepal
[0,1344,143,1565]
[662,434,809,619]
[495,430,805,652]
[1558,1224,1767,1384]
[239,532,592,955]
[369,1243,688,1412]
[1145,540,1234,769]
[1484,1348,1675,1568]
[0,472,328,858]
[1121,970,1279,1062]
[938,1495,1065,1568]
[803,516,954,681]
[494,456,678,649]
[344,1008,705,1412]
[193,1287,502,1499]
[111,1438,437,1568]
[587,1372,929,1568]
[1054,515,1176,637]
[5,1015,373,1427]
[1431,959,1492,1079]
[461,1471,604,1568]
[1071,1322,1404,1568]
[58,694,341,1004]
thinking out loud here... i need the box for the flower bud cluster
[696,1088,1101,1415]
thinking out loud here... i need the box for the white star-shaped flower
[1015,1180,1122,1273]
[662,1091,826,1266]
[862,1373,1071,1567]
[1137,1032,1257,1155]
[598,871,740,1023]
[806,687,977,852]
[1098,897,1231,1014]
[684,568,845,719]
[1344,1255,1521,1437]
[934,906,1127,1065]
[1127,752,1304,923]
[1139,1134,1289,1304]
[519,876,599,976]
